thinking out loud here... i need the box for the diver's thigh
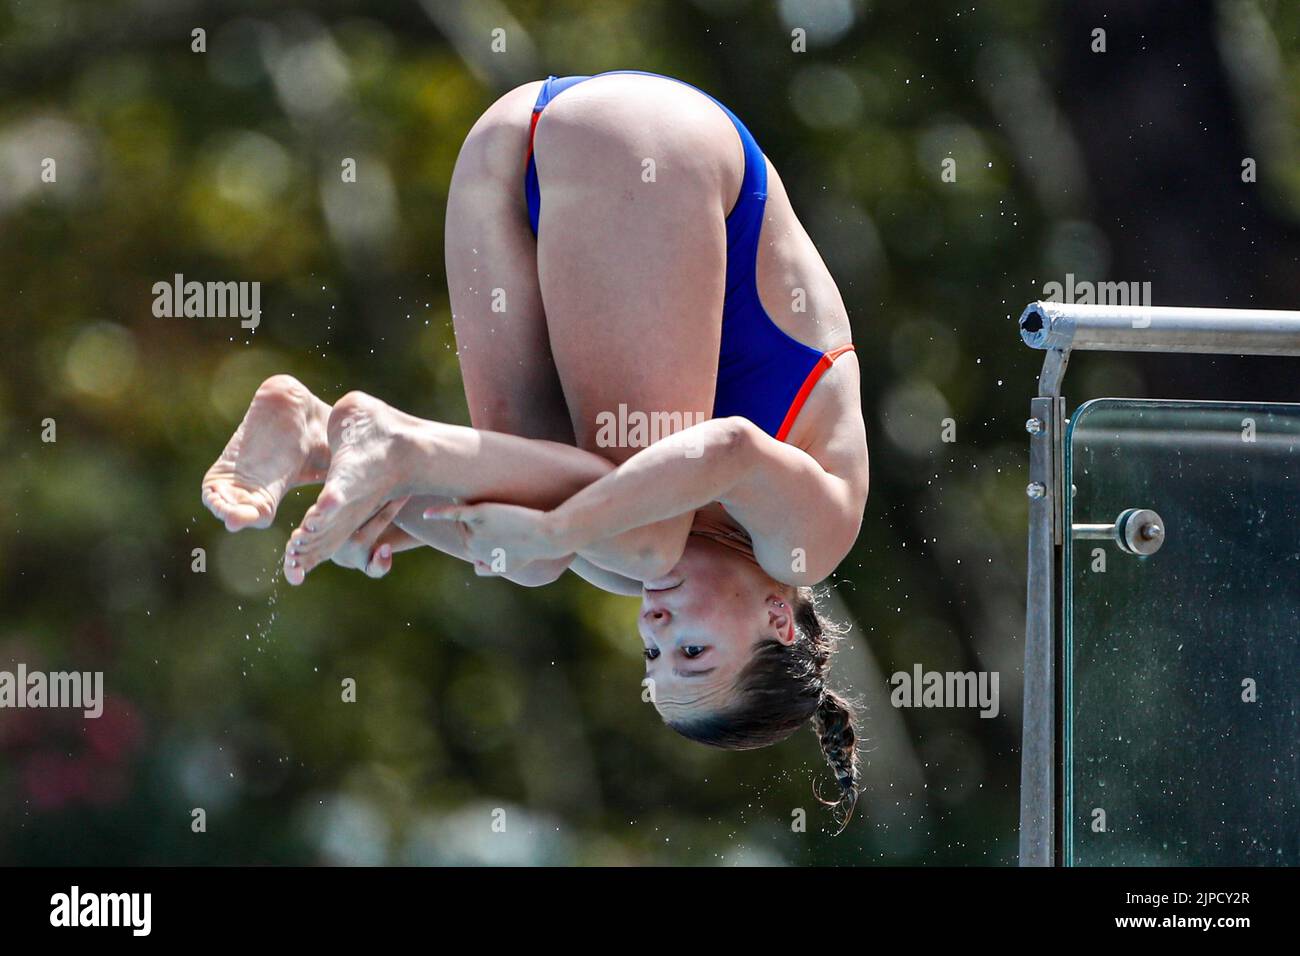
[446,83,573,444]
[531,77,732,461]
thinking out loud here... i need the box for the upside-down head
[639,534,861,827]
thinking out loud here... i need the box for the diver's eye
[683,645,707,659]
[643,647,661,661]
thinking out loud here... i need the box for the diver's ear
[766,596,796,645]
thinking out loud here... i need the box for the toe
[202,484,229,517]
[204,482,274,532]
[245,497,276,530]
[226,502,265,532]
[283,544,311,584]
[366,543,393,579]
[214,497,261,532]
[291,518,321,555]
[286,530,311,562]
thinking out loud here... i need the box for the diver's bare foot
[201,375,330,532]
[284,391,417,585]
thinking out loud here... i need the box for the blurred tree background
[0,0,1296,865]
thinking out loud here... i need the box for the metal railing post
[1019,389,1063,866]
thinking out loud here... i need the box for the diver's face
[639,536,796,722]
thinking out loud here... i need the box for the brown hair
[664,586,861,830]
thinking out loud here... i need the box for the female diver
[201,72,870,822]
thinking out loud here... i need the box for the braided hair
[664,586,862,831]
[812,689,860,827]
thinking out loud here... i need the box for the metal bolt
[1118,508,1166,555]
[1026,482,1047,499]
[1025,418,1044,435]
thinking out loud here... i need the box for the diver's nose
[643,607,672,625]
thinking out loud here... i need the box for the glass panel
[1064,399,1300,865]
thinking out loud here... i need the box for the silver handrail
[1020,301,1300,356]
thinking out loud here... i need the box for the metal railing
[1016,301,1300,867]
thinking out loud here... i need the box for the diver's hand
[422,501,565,574]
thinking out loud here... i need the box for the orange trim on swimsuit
[524,109,542,172]
[773,344,856,443]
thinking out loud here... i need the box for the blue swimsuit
[524,71,853,442]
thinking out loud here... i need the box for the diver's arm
[568,557,646,596]
[323,490,571,587]
[326,416,685,584]
[545,418,752,542]
[547,416,865,585]
[377,510,645,593]
[395,421,686,581]
[422,419,741,573]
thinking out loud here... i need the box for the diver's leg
[327,80,594,581]
[530,74,732,460]
[284,76,740,581]
[370,80,587,577]
[446,80,574,444]
[282,393,616,584]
